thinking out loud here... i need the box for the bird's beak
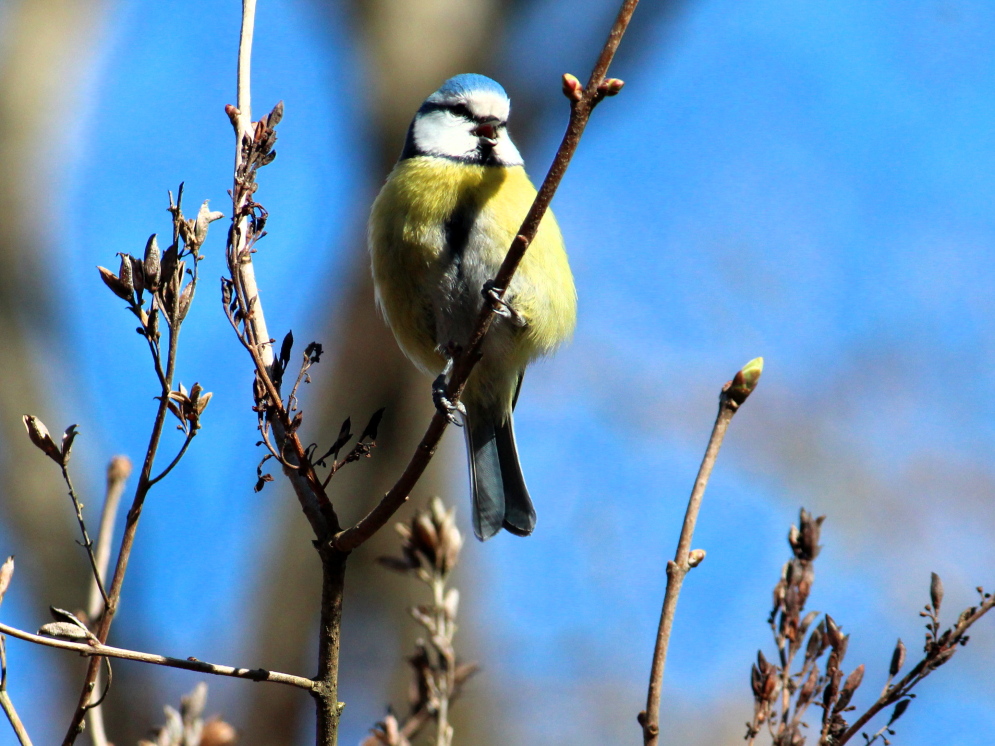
[472,118,500,142]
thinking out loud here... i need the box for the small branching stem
[837,592,995,745]
[62,306,184,744]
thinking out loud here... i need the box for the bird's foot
[432,373,466,426]
[483,281,527,328]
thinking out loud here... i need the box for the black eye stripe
[416,101,506,127]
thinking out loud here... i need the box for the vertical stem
[640,399,736,746]
[433,576,453,746]
[84,456,131,746]
[232,0,273,369]
[313,550,347,746]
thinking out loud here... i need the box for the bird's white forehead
[427,89,511,122]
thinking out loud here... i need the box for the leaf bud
[599,77,625,96]
[561,73,583,102]
[725,357,764,406]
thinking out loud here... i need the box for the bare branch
[0,620,314,690]
[62,191,211,745]
[639,358,764,746]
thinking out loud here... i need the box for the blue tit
[369,73,576,541]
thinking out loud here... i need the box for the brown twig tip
[561,73,584,101]
[107,455,132,483]
[724,357,764,407]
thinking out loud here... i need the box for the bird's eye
[450,103,471,119]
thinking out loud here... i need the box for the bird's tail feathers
[466,412,535,541]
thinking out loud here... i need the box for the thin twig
[148,429,196,486]
[85,456,132,746]
[333,0,642,554]
[0,636,33,746]
[60,465,109,608]
[0,621,314,690]
[224,3,346,745]
[638,359,763,746]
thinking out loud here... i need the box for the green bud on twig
[725,357,764,406]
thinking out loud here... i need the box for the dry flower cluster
[745,510,994,746]
[363,498,478,746]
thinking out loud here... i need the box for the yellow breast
[369,157,576,377]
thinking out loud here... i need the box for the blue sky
[3,0,995,744]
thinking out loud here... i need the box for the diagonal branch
[332,0,643,553]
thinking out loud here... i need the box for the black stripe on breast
[444,195,479,260]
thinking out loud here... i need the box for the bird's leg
[432,350,466,426]
[482,280,527,328]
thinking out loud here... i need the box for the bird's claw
[433,374,466,426]
[483,281,527,328]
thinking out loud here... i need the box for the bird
[369,73,576,541]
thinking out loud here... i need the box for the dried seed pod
[889,638,906,677]
[97,266,134,301]
[930,572,944,613]
[834,664,864,712]
[144,234,161,289]
[22,414,63,463]
[117,253,134,293]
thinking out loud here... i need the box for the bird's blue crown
[432,74,508,102]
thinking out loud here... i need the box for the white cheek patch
[413,110,478,159]
[412,104,524,166]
